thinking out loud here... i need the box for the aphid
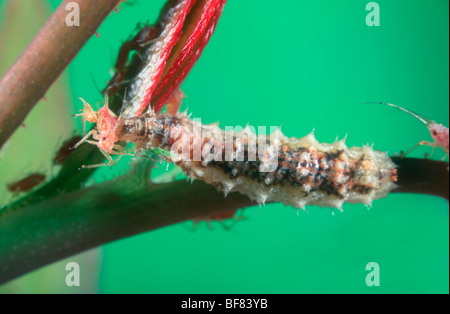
[75,105,398,210]
[364,102,449,157]
[74,97,133,168]
[53,136,83,165]
[193,209,244,230]
[7,174,46,193]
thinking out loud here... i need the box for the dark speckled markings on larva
[116,110,398,211]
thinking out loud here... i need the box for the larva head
[428,123,449,154]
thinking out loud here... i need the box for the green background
[0,0,448,293]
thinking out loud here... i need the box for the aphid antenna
[361,102,433,125]
[138,37,159,48]
[89,73,102,95]
[118,88,129,117]
[134,50,145,62]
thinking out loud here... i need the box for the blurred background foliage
[0,0,448,293]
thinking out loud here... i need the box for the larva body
[117,112,398,210]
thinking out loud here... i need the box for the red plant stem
[0,0,121,149]
[154,0,226,112]
[152,0,226,112]
[134,0,195,116]
[391,157,449,201]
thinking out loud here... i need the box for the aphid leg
[113,144,126,151]
[191,219,213,231]
[73,129,98,149]
[81,149,117,169]
[80,143,132,169]
[85,139,101,146]
[430,146,436,159]
[112,144,135,157]
[400,141,434,158]
[137,37,159,48]
[221,211,246,230]
[192,220,199,231]
[219,221,231,231]
[133,50,146,62]
[75,98,98,134]
[109,152,127,166]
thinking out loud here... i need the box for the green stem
[0,160,252,284]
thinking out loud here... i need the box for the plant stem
[0,0,121,149]
[391,157,449,201]
[1,157,448,285]
[0,0,447,287]
[0,160,252,284]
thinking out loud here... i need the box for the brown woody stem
[391,157,449,201]
[0,0,121,149]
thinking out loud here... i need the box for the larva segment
[116,112,398,210]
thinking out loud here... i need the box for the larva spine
[116,111,398,210]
